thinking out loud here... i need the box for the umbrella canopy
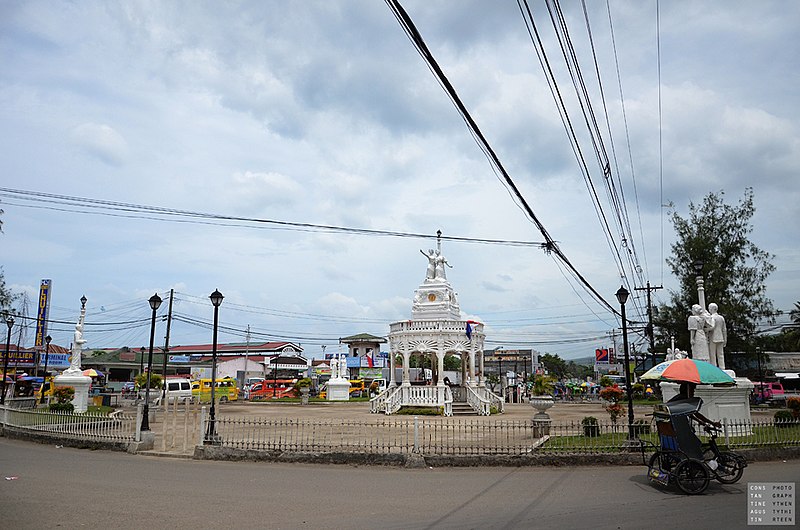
[640,358,734,385]
[82,368,104,378]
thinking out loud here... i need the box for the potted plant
[529,375,555,418]
[582,416,600,437]
[295,377,312,405]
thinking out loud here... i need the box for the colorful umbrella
[640,358,734,385]
[82,368,104,378]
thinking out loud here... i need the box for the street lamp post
[141,293,162,431]
[692,259,706,310]
[41,335,52,404]
[615,286,636,440]
[2,315,14,405]
[205,289,224,444]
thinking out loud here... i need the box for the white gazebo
[371,235,503,415]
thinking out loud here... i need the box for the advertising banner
[168,355,190,363]
[40,353,69,369]
[358,367,383,379]
[35,279,52,348]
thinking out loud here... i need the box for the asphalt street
[0,437,796,529]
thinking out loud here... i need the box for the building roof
[169,342,302,355]
[339,333,387,344]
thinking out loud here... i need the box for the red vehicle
[249,379,297,400]
[752,381,785,404]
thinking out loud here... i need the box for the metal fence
[1,405,139,443]
[204,414,800,455]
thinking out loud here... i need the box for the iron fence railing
[1,405,139,443]
[202,414,800,455]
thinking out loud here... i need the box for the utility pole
[161,288,174,400]
[635,281,662,369]
[242,324,251,391]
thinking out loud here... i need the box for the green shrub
[53,386,75,404]
[774,410,795,426]
[582,416,600,437]
[599,375,612,388]
[395,406,442,416]
[49,402,74,413]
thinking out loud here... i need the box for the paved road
[1,438,795,529]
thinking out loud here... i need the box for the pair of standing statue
[688,302,727,369]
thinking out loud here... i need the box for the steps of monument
[451,403,477,416]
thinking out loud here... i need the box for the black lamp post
[615,286,636,440]
[205,289,224,444]
[141,293,162,431]
[2,315,14,405]
[41,335,52,404]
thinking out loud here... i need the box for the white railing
[486,388,505,414]
[0,405,138,443]
[389,320,484,334]
[370,385,400,413]
[465,386,490,415]
[378,385,450,415]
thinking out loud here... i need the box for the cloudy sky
[1,1,798,360]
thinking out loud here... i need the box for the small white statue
[665,347,687,361]
[330,356,338,380]
[339,355,348,380]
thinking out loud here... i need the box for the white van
[163,378,193,403]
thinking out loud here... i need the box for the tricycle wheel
[648,451,680,475]
[674,459,709,495]
[715,452,745,484]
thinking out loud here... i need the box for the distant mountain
[567,356,596,366]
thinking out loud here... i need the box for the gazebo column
[402,352,411,386]
[478,350,485,387]
[436,351,445,386]
[389,350,397,387]
[460,352,467,386]
[469,348,476,386]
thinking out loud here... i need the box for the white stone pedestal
[327,378,350,401]
[53,372,92,413]
[661,378,754,436]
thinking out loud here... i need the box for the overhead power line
[0,187,546,249]
[384,0,620,317]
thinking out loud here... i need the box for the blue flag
[466,322,472,340]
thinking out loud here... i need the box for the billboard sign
[35,279,52,348]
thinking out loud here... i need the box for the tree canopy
[654,189,776,356]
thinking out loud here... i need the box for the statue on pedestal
[688,304,712,362]
[67,298,88,374]
[707,302,727,369]
[339,354,348,380]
